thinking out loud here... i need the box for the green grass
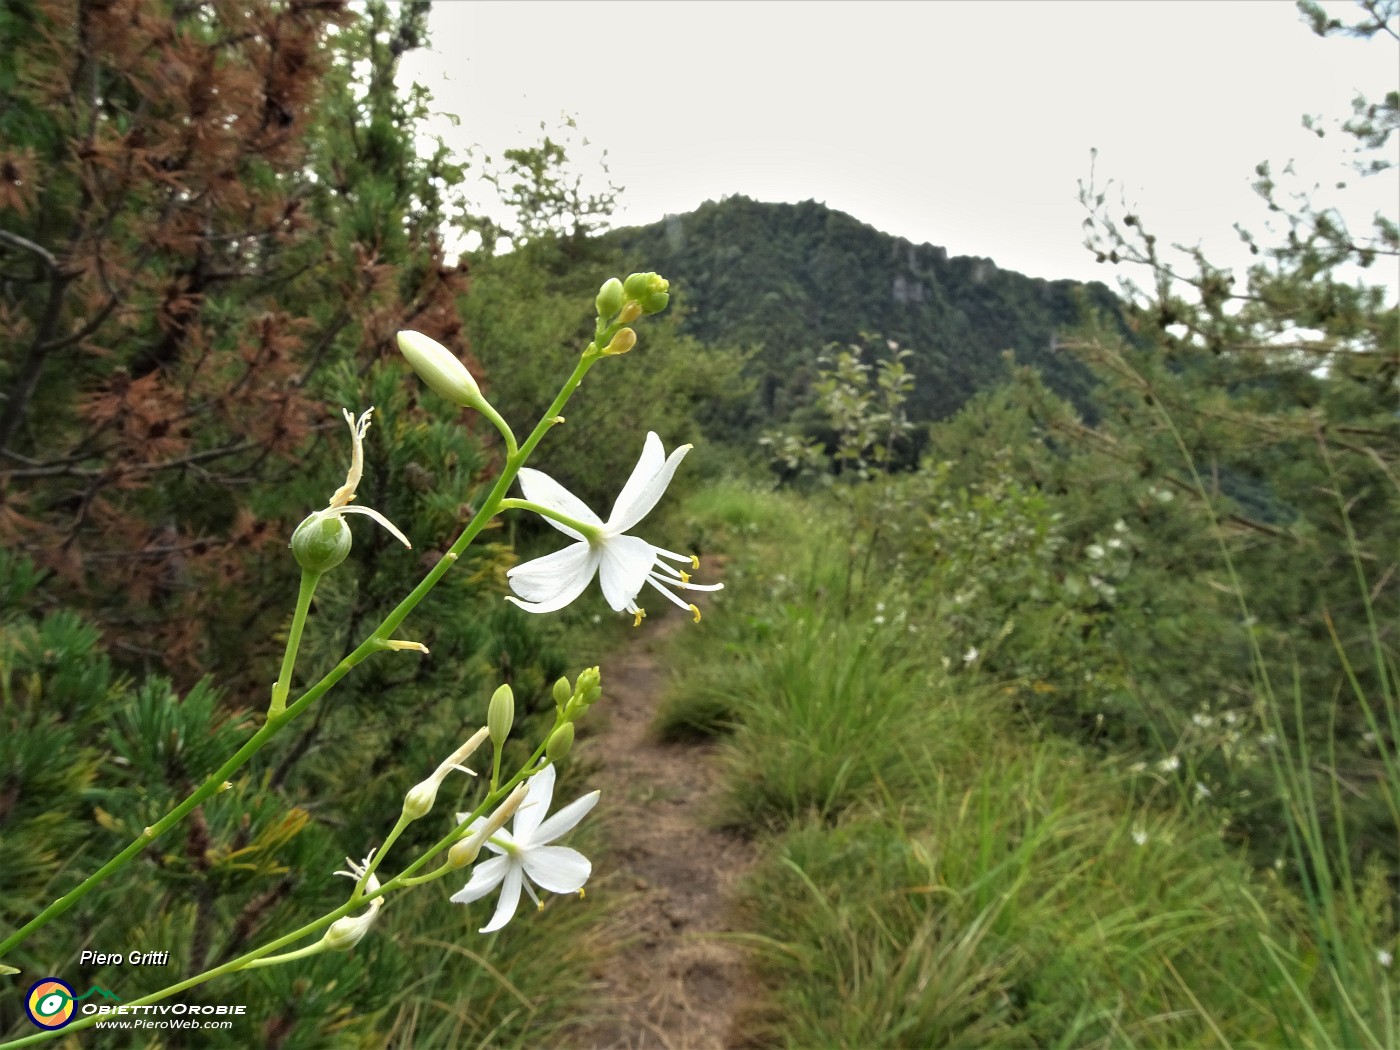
[653,478,1396,1049]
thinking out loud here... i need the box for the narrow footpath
[563,611,755,1050]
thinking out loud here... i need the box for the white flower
[963,647,979,664]
[449,764,599,933]
[1086,544,1105,560]
[1158,755,1181,773]
[1132,828,1149,846]
[1379,949,1394,969]
[505,432,722,623]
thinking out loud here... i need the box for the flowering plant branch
[0,272,723,1039]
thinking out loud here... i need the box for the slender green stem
[0,347,601,963]
[477,399,519,459]
[0,897,363,1048]
[355,815,410,898]
[269,569,321,716]
[497,498,603,540]
[0,732,557,1048]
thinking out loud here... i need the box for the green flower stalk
[0,271,701,1011]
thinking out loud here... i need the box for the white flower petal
[480,864,524,933]
[336,504,412,548]
[522,846,592,894]
[597,535,658,612]
[513,764,557,843]
[517,468,603,540]
[607,440,691,534]
[606,432,665,528]
[506,544,599,613]
[533,789,600,845]
[448,854,509,905]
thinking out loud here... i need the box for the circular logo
[25,978,76,1029]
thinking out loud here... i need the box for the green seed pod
[488,683,515,747]
[291,512,352,573]
[545,722,575,761]
[595,277,624,319]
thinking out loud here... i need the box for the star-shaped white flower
[505,432,721,623]
[449,763,599,933]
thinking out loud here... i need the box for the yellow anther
[678,569,691,583]
[536,900,545,912]
[579,888,586,900]
[688,604,702,624]
[632,608,646,627]
[690,555,700,570]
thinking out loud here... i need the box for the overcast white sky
[400,1,1398,287]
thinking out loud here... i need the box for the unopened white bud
[397,331,486,410]
[488,684,514,747]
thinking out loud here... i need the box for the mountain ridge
[603,195,1122,423]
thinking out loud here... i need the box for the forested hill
[605,195,1123,422]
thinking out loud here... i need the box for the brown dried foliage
[0,0,474,690]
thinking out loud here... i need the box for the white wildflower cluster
[1067,521,1137,607]
[1180,700,1264,770]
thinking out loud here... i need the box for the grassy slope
[650,479,1379,1049]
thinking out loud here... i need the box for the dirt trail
[563,609,755,1050]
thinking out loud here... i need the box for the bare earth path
[563,611,755,1050]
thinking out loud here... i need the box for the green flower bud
[488,684,515,747]
[397,331,485,410]
[291,512,352,573]
[595,277,624,319]
[545,722,575,761]
[552,676,572,709]
[601,327,637,356]
[576,666,602,706]
[622,271,668,301]
[640,291,670,315]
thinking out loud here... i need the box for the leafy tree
[920,0,1399,869]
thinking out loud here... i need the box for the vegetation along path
[564,603,754,1050]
